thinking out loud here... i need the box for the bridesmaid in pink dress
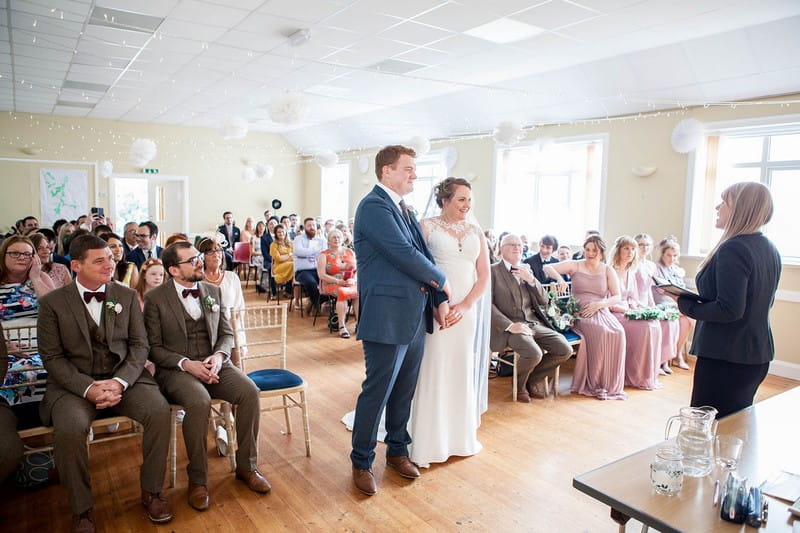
[609,236,662,390]
[652,236,694,369]
[544,235,627,400]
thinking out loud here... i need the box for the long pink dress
[570,270,627,400]
[612,269,662,390]
[637,262,678,364]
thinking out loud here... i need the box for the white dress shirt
[174,280,202,320]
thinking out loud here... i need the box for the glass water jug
[664,406,718,477]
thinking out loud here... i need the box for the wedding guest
[269,225,294,295]
[317,229,358,338]
[1,236,56,328]
[100,232,139,288]
[240,217,255,244]
[164,233,189,247]
[38,234,173,530]
[652,236,693,370]
[52,218,68,239]
[122,222,139,257]
[484,229,498,263]
[674,182,780,417]
[30,233,72,288]
[144,242,271,509]
[544,235,626,400]
[609,236,662,390]
[572,230,600,260]
[557,245,572,282]
[135,258,165,310]
[336,223,354,250]
[251,221,266,294]
[524,234,559,284]
[293,217,326,311]
[128,222,162,269]
[217,211,240,252]
[260,217,280,296]
[36,228,69,267]
[520,234,532,259]
[0,321,25,482]
[22,216,39,233]
[57,222,76,256]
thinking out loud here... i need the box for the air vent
[368,59,427,74]
[56,100,96,109]
[89,6,164,34]
[62,80,111,93]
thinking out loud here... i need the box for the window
[686,116,800,261]
[320,162,350,222]
[493,136,605,246]
[405,155,446,216]
[113,178,148,224]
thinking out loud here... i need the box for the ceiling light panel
[88,6,164,33]
[413,3,496,33]
[512,0,600,30]
[62,79,111,92]
[94,0,181,18]
[464,18,544,44]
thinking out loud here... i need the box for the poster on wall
[39,168,88,227]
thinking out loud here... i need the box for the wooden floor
[3,284,797,532]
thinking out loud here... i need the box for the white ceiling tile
[325,37,414,68]
[700,68,800,103]
[59,87,102,102]
[144,35,205,55]
[94,0,180,18]
[158,19,228,42]
[378,21,452,47]
[683,30,760,84]
[320,6,400,34]
[214,30,287,52]
[627,44,696,91]
[80,24,153,47]
[257,0,350,23]
[746,16,800,73]
[10,0,89,23]
[358,0,449,20]
[204,0,264,9]
[231,11,305,35]
[66,65,122,85]
[393,46,450,67]
[556,12,645,42]
[15,103,55,113]
[580,55,639,96]
[454,0,550,18]
[512,0,600,30]
[170,0,249,28]
[413,3,496,33]
[268,40,346,61]
[77,39,141,61]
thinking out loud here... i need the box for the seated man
[293,217,326,310]
[524,234,560,284]
[0,321,25,483]
[37,234,172,532]
[128,221,163,269]
[491,234,573,403]
[144,242,270,512]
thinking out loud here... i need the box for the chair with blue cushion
[231,304,311,457]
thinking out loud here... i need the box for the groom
[350,145,451,495]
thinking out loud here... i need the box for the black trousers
[690,357,770,418]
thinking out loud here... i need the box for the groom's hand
[435,301,450,329]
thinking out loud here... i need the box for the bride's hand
[446,302,469,327]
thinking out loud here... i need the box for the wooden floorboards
[2,286,797,532]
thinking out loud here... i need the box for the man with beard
[293,217,327,311]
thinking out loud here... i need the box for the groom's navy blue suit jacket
[355,185,446,345]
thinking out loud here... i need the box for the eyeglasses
[125,228,137,233]
[7,251,34,259]
[176,253,204,265]
[135,233,151,239]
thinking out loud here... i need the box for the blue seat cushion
[563,330,581,343]
[247,369,303,391]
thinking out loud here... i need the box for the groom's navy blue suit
[351,185,446,470]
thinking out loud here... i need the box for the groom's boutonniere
[203,295,220,313]
[105,300,123,315]
[407,205,417,218]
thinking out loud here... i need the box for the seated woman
[317,229,358,338]
[240,216,255,245]
[56,222,75,256]
[652,236,694,370]
[544,235,627,400]
[100,232,139,288]
[30,233,71,288]
[269,225,294,296]
[609,236,662,390]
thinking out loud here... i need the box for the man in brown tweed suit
[143,241,270,512]
[37,234,172,533]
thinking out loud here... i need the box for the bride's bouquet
[546,291,580,332]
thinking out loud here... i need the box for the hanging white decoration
[466,172,477,183]
[268,91,309,125]
[408,136,431,156]
[129,138,157,168]
[358,155,369,174]
[219,116,249,140]
[492,121,525,146]
[255,164,274,180]
[671,118,704,153]
[441,146,458,170]
[100,160,113,178]
[314,150,339,168]
[242,167,256,183]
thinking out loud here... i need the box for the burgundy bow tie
[182,288,200,299]
[83,291,106,303]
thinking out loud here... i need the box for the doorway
[109,174,189,245]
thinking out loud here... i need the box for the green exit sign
[143,168,159,174]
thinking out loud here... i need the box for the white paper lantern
[255,164,274,180]
[268,91,309,125]
[219,116,249,140]
[493,121,525,146]
[441,146,458,170]
[242,168,256,183]
[314,150,339,168]
[408,136,431,156]
[671,118,704,154]
[130,138,157,168]
[100,160,113,178]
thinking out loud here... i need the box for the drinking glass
[650,446,684,495]
[715,435,743,469]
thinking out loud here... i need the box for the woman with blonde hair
[652,236,693,369]
[671,182,780,417]
[317,229,358,338]
[29,233,72,288]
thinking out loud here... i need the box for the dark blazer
[260,233,274,269]
[52,253,70,268]
[524,253,560,284]
[490,262,552,352]
[127,245,163,269]
[217,225,240,250]
[679,233,781,365]
[354,185,446,345]
[143,279,233,369]
[37,281,153,424]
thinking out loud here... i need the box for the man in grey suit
[144,241,269,512]
[491,234,572,402]
[37,234,172,533]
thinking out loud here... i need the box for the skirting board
[769,359,800,381]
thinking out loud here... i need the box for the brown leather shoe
[516,391,531,403]
[526,379,548,399]
[142,491,173,523]
[187,483,210,511]
[386,455,420,479]
[236,469,272,493]
[352,467,377,495]
[73,509,95,533]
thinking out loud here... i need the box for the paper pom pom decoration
[242,168,256,183]
[493,121,525,146]
[130,139,157,168]
[314,150,339,168]
[220,116,249,140]
[268,91,309,125]
[358,155,369,174]
[441,146,458,170]
[408,136,431,156]
[255,164,274,180]
[671,118,704,153]
[100,160,113,178]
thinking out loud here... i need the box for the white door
[110,174,188,245]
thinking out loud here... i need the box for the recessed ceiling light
[368,59,427,74]
[88,6,163,34]
[464,17,544,44]
[56,100,96,109]
[62,80,110,93]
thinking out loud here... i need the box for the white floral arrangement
[203,295,220,313]
[106,300,122,315]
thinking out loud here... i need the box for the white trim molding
[769,359,800,381]
[776,289,800,303]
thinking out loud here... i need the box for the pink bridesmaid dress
[637,262,678,365]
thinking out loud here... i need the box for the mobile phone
[90,207,104,218]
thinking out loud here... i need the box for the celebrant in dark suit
[350,145,451,496]
[674,182,781,418]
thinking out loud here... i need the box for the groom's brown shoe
[352,468,377,495]
[386,455,420,479]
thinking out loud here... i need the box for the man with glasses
[143,242,270,512]
[490,234,572,403]
[128,221,162,269]
[122,222,139,257]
